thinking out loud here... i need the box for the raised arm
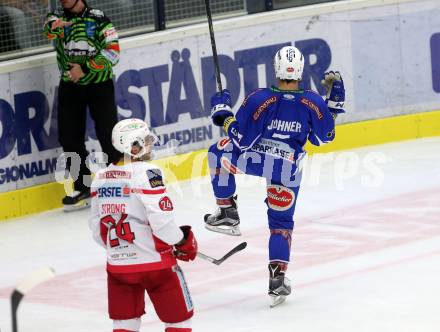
[211,89,275,151]
[43,11,71,40]
[308,71,346,146]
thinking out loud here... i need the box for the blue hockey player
[204,46,345,306]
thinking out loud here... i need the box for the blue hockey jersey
[225,87,336,166]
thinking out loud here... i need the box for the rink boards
[1,0,440,220]
[1,110,439,221]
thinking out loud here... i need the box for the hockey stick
[11,267,56,332]
[197,241,247,265]
[135,238,246,266]
[204,0,223,92]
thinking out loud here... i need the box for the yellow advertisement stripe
[1,110,439,222]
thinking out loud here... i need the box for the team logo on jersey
[266,185,295,211]
[122,185,131,196]
[147,169,164,188]
[159,196,173,211]
[97,185,130,198]
[253,96,277,121]
[282,94,295,100]
[300,98,323,119]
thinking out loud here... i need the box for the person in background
[43,0,122,211]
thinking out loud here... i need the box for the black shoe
[204,195,241,236]
[62,190,91,212]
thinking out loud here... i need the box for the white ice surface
[1,137,440,332]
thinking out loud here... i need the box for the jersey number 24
[101,214,135,247]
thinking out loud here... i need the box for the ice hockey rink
[1,137,440,332]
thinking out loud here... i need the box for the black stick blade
[214,241,247,265]
[197,242,247,265]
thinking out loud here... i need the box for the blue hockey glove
[322,71,345,114]
[211,89,233,126]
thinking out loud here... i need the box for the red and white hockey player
[89,118,197,332]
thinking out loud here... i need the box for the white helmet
[112,118,156,158]
[274,46,304,81]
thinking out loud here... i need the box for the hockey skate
[204,196,241,236]
[62,190,91,212]
[268,263,291,308]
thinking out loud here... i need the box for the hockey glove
[321,71,345,114]
[174,225,198,262]
[211,89,234,126]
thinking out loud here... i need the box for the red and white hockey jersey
[89,161,184,273]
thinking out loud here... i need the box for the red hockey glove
[174,225,198,262]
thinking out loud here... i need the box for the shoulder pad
[242,88,272,107]
[300,91,326,119]
[240,88,278,122]
[146,168,165,188]
[304,89,324,99]
[253,96,278,121]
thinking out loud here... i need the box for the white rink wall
[0,0,439,192]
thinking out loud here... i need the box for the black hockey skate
[204,196,241,236]
[62,189,91,212]
[268,263,291,308]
